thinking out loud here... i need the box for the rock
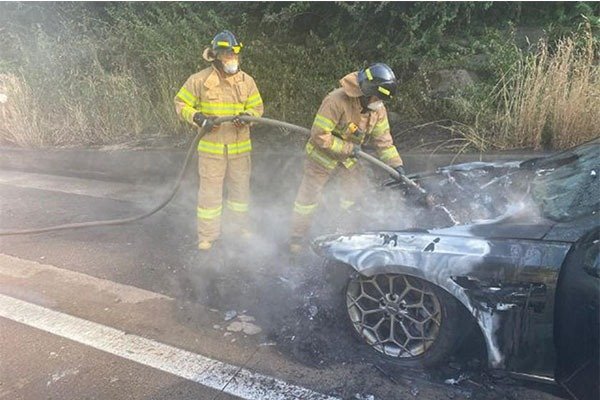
[224,310,237,321]
[226,320,262,335]
[212,324,221,330]
[514,26,546,50]
[241,322,262,335]
[429,69,477,96]
[226,321,244,332]
[238,315,255,322]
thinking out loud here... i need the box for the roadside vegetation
[0,2,598,149]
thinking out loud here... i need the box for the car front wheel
[346,273,466,368]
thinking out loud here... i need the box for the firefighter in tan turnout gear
[290,63,405,253]
[175,31,263,250]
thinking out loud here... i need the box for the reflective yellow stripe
[330,136,344,154]
[378,86,391,96]
[198,140,225,155]
[313,114,336,131]
[294,202,318,215]
[216,41,230,47]
[226,200,249,213]
[197,140,252,155]
[372,118,390,136]
[199,101,244,116]
[228,139,252,155]
[181,106,197,124]
[342,157,358,169]
[245,92,263,108]
[176,87,198,107]
[379,146,400,162]
[340,199,355,210]
[197,205,222,219]
[305,142,338,170]
[365,68,373,81]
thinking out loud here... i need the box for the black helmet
[211,30,243,54]
[357,63,398,100]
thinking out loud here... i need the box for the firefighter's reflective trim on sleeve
[226,200,249,213]
[293,201,318,215]
[313,114,336,132]
[227,139,252,155]
[198,140,226,155]
[329,136,345,154]
[340,199,355,210]
[197,205,223,219]
[371,118,390,137]
[378,146,400,162]
[305,142,338,170]
[181,106,198,124]
[176,87,198,107]
[244,92,263,109]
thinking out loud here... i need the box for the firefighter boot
[198,240,213,251]
[289,237,303,254]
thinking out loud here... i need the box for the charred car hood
[313,209,556,267]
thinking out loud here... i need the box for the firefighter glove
[232,112,250,128]
[193,113,215,130]
[394,165,406,177]
[351,144,362,158]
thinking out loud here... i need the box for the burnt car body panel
[312,226,572,375]
[312,139,600,390]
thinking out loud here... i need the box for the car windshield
[531,139,600,221]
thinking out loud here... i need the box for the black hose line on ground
[0,115,426,236]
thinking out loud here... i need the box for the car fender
[312,231,572,374]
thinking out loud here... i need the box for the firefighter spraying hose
[0,114,435,237]
[1,32,443,239]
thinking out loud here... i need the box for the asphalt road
[0,147,566,400]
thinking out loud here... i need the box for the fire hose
[0,115,431,236]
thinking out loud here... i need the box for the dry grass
[492,28,600,149]
[0,74,44,146]
[0,69,160,147]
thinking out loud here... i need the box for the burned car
[313,139,599,399]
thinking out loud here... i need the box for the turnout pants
[291,159,364,240]
[197,154,251,242]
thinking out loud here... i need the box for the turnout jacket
[306,72,402,169]
[175,65,263,158]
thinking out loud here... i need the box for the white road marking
[0,170,156,202]
[0,294,338,400]
[0,254,170,303]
